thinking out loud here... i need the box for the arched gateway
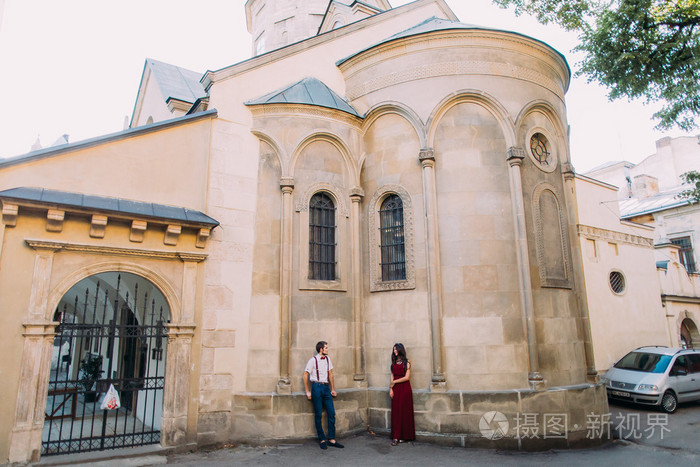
[43,272,170,456]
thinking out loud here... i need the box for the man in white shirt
[303,341,344,449]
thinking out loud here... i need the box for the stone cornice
[661,294,700,304]
[167,323,197,338]
[7,203,215,248]
[577,225,654,247]
[3,200,216,231]
[22,321,60,337]
[248,103,363,127]
[25,239,208,262]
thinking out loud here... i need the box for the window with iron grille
[379,194,406,281]
[671,236,697,273]
[309,193,336,280]
[609,270,625,294]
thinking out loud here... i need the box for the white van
[601,346,700,413]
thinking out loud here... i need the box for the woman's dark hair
[391,343,407,367]
[316,341,327,354]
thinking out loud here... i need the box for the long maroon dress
[390,361,415,441]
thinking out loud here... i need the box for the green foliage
[678,170,700,204]
[79,354,104,392]
[493,0,700,131]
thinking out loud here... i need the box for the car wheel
[660,391,677,414]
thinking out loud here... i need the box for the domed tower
[245,1,392,56]
[245,0,331,56]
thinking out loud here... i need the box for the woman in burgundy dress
[389,343,415,445]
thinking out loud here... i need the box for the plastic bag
[100,384,121,410]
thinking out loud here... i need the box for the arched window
[309,193,336,280]
[368,186,415,292]
[379,195,406,281]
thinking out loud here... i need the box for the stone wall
[230,389,369,442]
[229,383,608,450]
[369,384,608,449]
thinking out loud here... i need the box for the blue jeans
[311,382,335,441]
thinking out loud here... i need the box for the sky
[0,0,695,172]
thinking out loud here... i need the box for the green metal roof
[245,77,361,117]
[0,187,219,227]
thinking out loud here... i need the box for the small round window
[530,133,551,166]
[609,271,625,294]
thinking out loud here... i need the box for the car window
[614,352,672,373]
[689,354,700,374]
[670,356,689,375]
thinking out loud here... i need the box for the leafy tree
[678,170,700,204]
[493,0,700,131]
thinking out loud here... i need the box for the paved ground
[35,400,700,467]
[160,433,699,467]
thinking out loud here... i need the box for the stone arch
[40,266,180,456]
[515,100,570,166]
[362,101,426,149]
[48,261,181,325]
[289,131,358,186]
[678,311,700,349]
[426,90,516,149]
[295,182,350,218]
[532,182,572,288]
[251,130,287,177]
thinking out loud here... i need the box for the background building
[582,134,700,367]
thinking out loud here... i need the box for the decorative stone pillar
[161,254,204,446]
[562,162,598,382]
[349,187,366,386]
[277,177,295,394]
[9,243,61,463]
[419,148,446,391]
[506,147,544,390]
[177,255,202,323]
[162,324,196,446]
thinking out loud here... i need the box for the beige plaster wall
[575,177,667,372]
[0,119,213,211]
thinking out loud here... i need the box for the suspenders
[314,355,329,382]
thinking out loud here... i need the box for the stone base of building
[227,383,609,450]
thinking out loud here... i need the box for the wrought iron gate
[42,274,168,456]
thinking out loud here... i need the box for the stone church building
[0,0,608,463]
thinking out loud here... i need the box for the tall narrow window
[671,236,697,273]
[379,194,406,281]
[309,193,336,280]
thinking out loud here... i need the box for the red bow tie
[320,356,326,360]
